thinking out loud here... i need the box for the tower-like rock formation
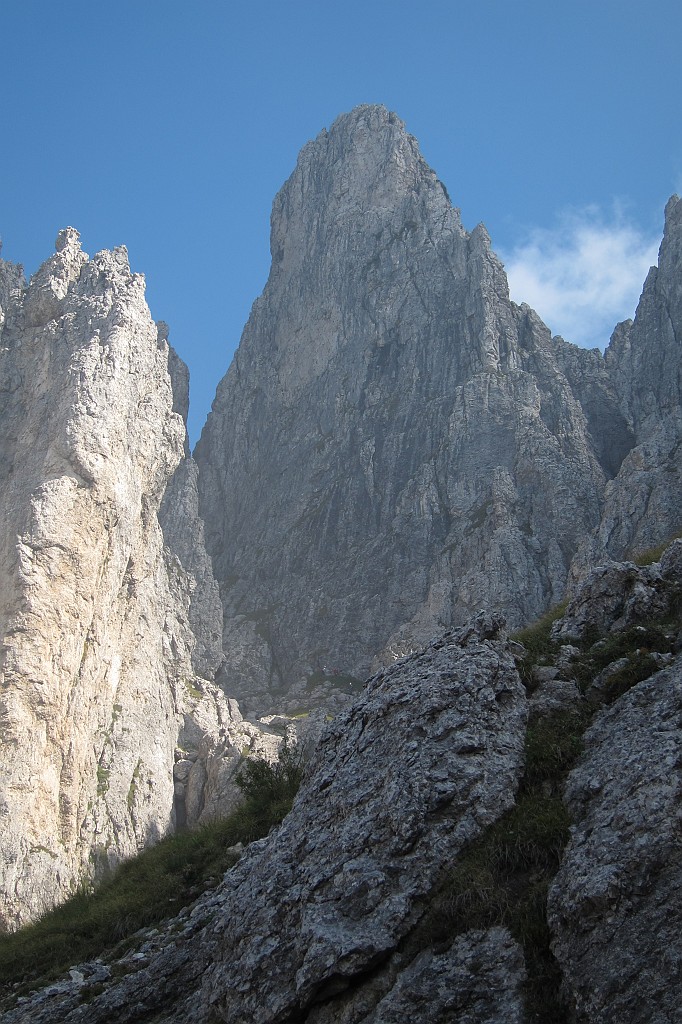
[581,194,682,562]
[195,105,632,714]
[0,231,271,930]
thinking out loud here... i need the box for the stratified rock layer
[195,105,631,714]
[0,231,272,929]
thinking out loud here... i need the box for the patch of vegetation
[523,710,587,791]
[234,740,306,839]
[0,744,305,1001]
[595,653,662,704]
[511,600,568,690]
[417,597,682,1021]
[96,765,111,796]
[183,678,204,701]
[631,531,682,566]
[570,620,677,700]
[415,707,586,1023]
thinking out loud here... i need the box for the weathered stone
[160,453,224,682]
[0,232,273,927]
[529,677,582,717]
[4,621,526,1023]
[195,105,620,715]
[576,194,682,565]
[554,543,682,641]
[307,928,526,1024]
[200,619,527,1023]
[548,658,682,1023]
[4,106,682,1020]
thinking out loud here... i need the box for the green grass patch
[570,621,677,699]
[631,532,682,566]
[96,765,110,796]
[523,711,586,791]
[417,707,585,1023]
[512,600,568,690]
[0,744,305,1001]
[182,679,204,701]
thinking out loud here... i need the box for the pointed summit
[195,110,624,715]
[268,104,463,296]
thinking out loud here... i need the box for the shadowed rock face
[578,194,682,563]
[194,105,631,714]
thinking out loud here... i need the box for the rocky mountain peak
[244,104,469,406]
[270,104,459,265]
[195,107,621,715]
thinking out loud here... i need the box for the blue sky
[2,1,680,445]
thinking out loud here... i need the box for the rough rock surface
[577,193,682,566]
[4,620,528,1023]
[7,543,682,1023]
[160,455,224,681]
[195,105,630,715]
[548,659,682,1022]
[554,538,682,641]
[0,231,273,928]
[304,928,526,1024]
[200,618,526,1024]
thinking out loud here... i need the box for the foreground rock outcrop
[6,542,682,1023]
[195,105,637,715]
[549,662,682,1023]
[4,619,529,1023]
[0,232,275,929]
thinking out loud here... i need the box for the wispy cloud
[499,206,660,349]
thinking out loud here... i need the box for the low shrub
[235,739,306,840]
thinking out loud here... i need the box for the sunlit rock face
[0,231,272,930]
[195,104,630,715]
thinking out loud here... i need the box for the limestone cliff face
[581,194,682,562]
[158,344,224,682]
[195,105,631,714]
[0,231,273,930]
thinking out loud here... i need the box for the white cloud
[499,206,660,350]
